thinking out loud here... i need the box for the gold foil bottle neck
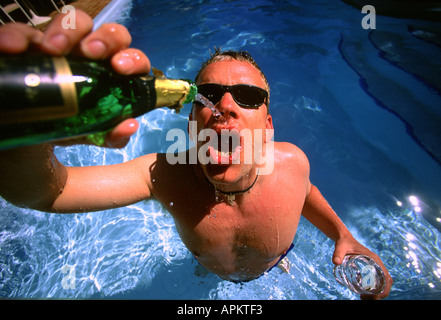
[154,78,192,112]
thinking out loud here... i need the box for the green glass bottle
[0,54,197,150]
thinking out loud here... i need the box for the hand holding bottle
[0,9,150,148]
[333,235,393,299]
[0,10,156,210]
[334,255,386,295]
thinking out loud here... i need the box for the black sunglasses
[197,83,268,109]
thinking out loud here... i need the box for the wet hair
[195,48,270,112]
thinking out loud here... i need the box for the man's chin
[202,157,256,188]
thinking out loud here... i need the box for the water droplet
[214,189,221,203]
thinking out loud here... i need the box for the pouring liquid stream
[195,93,225,121]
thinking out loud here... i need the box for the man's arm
[0,144,67,211]
[302,184,353,249]
[0,144,156,213]
[53,153,156,213]
[301,184,393,299]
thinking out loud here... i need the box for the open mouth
[207,126,242,165]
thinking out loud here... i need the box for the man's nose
[217,92,238,118]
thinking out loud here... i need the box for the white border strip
[93,0,133,30]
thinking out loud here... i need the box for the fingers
[79,23,150,74]
[0,10,92,55]
[0,10,150,76]
[332,242,350,265]
[79,23,131,59]
[39,9,93,55]
[55,118,139,148]
[361,276,393,300]
[104,119,139,148]
[0,23,44,54]
[111,48,151,75]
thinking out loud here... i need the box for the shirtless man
[0,10,392,299]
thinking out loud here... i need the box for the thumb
[332,243,349,265]
[105,118,139,148]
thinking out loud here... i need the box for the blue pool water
[1,0,441,299]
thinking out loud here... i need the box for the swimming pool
[1,0,440,300]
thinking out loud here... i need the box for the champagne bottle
[0,54,197,150]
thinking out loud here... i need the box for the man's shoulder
[274,142,310,170]
[274,141,308,159]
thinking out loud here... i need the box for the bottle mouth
[184,82,198,104]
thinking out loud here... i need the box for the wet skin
[147,60,310,281]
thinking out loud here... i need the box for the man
[0,10,392,299]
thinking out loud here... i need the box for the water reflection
[408,195,422,213]
[337,189,441,298]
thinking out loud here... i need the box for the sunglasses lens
[197,84,267,108]
[197,84,224,105]
[232,85,267,108]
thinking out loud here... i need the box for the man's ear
[265,114,274,143]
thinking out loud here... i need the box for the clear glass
[333,255,386,295]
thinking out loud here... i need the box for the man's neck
[194,163,260,195]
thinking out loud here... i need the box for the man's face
[190,60,273,187]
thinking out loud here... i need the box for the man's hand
[333,235,394,300]
[0,10,153,210]
[0,9,151,148]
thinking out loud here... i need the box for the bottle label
[0,55,78,125]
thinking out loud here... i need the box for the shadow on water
[339,28,441,167]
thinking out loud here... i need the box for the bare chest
[172,183,305,262]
